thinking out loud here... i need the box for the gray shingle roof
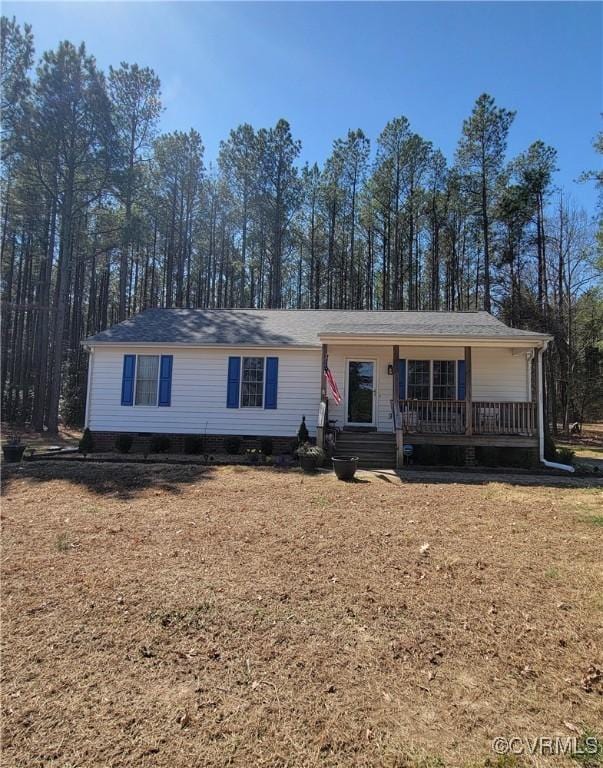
[86,309,549,347]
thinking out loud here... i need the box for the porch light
[387,364,394,376]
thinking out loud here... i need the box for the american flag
[324,362,342,405]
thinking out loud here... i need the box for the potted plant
[296,442,325,473]
[332,455,359,481]
[245,448,263,465]
[3,434,26,463]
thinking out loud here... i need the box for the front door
[346,360,376,426]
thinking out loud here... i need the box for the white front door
[345,359,377,426]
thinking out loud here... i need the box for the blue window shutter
[158,355,173,406]
[398,359,406,400]
[121,354,135,406]
[227,356,241,408]
[457,360,466,400]
[265,357,278,409]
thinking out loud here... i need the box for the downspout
[537,342,574,473]
[84,345,94,430]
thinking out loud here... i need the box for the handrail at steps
[390,399,403,469]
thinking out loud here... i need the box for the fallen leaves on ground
[1,462,602,767]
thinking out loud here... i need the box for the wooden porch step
[334,431,397,468]
[337,432,395,443]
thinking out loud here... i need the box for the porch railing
[472,401,536,436]
[400,400,536,437]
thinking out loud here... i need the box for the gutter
[318,333,553,348]
[82,341,320,352]
[536,342,574,473]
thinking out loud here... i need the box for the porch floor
[401,433,538,448]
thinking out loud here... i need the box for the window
[135,355,159,406]
[241,356,264,407]
[407,360,430,400]
[432,360,456,400]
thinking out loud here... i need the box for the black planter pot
[299,455,318,473]
[332,456,358,481]
[3,445,26,463]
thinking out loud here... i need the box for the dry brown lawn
[1,462,602,768]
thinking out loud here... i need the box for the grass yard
[1,462,602,768]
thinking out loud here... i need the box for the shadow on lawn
[1,460,215,500]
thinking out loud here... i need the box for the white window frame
[134,354,161,407]
[240,356,266,409]
[406,360,458,401]
[432,360,457,401]
[407,359,431,401]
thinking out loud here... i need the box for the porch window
[135,355,160,406]
[407,360,430,400]
[432,360,456,400]
[406,360,457,400]
[241,356,264,407]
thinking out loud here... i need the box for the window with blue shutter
[457,360,466,400]
[264,357,278,409]
[227,356,241,408]
[121,354,136,406]
[398,359,406,400]
[158,355,173,406]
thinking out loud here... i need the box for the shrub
[296,442,325,470]
[114,433,133,454]
[79,427,94,455]
[297,416,309,445]
[556,447,575,466]
[149,434,171,453]
[544,432,557,461]
[224,436,241,455]
[183,434,204,454]
[414,444,440,465]
[260,437,273,456]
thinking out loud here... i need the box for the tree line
[1,17,601,434]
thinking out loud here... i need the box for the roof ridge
[140,307,489,314]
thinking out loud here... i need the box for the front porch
[399,399,537,446]
[317,338,541,466]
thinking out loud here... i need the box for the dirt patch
[2,462,602,767]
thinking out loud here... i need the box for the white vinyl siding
[470,347,530,401]
[87,343,531,435]
[88,346,321,436]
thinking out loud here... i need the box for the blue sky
[7,1,602,213]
